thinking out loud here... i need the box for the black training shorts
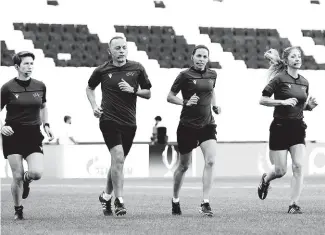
[2,125,44,159]
[177,123,217,155]
[99,120,137,156]
[269,118,307,151]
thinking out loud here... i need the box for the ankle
[117,197,124,203]
[14,205,23,211]
[102,192,112,201]
[172,197,180,203]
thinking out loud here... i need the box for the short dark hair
[64,115,71,123]
[108,36,125,48]
[12,51,35,66]
[192,45,209,56]
[155,116,162,121]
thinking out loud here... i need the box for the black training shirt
[262,71,309,120]
[1,78,46,126]
[171,66,217,129]
[88,60,152,126]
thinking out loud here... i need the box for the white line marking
[1,184,325,189]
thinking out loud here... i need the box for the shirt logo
[14,94,19,99]
[287,84,291,88]
[193,80,197,84]
[108,73,112,78]
[301,86,307,90]
[33,93,40,98]
[126,72,136,76]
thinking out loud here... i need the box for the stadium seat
[0,41,15,66]
[115,25,222,69]
[200,27,324,70]
[13,23,109,67]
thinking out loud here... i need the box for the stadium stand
[1,0,325,143]
[12,23,109,67]
[0,41,15,66]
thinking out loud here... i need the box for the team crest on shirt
[126,72,136,76]
[193,80,197,84]
[33,92,40,98]
[301,86,307,90]
[14,93,19,99]
[108,73,112,78]
[287,84,291,88]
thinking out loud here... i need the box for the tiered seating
[13,23,110,67]
[200,27,325,70]
[115,25,222,69]
[302,29,325,46]
[0,41,15,66]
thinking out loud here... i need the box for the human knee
[275,167,287,178]
[178,162,190,172]
[28,170,43,180]
[111,150,125,169]
[292,163,303,176]
[12,171,24,182]
[205,157,215,168]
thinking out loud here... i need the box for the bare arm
[136,89,151,99]
[211,90,217,107]
[41,103,54,140]
[41,103,49,124]
[86,86,98,109]
[69,137,78,144]
[167,91,183,106]
[259,96,284,107]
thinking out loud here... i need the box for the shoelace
[100,198,110,210]
[293,205,301,211]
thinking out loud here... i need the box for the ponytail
[264,49,286,83]
[266,60,286,83]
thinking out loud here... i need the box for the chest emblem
[33,93,40,98]
[301,86,306,90]
[126,72,136,76]
[193,80,197,84]
[287,84,291,88]
[14,94,19,99]
[108,73,112,78]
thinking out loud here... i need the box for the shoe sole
[288,210,303,214]
[258,173,268,200]
[115,209,127,216]
[103,211,113,216]
[22,184,30,199]
[172,212,182,215]
[199,209,213,217]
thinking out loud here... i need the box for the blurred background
[0,0,324,179]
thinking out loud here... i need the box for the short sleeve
[262,76,280,97]
[88,68,102,90]
[1,85,9,110]
[170,73,185,94]
[138,65,152,90]
[42,83,47,103]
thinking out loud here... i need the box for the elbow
[167,95,172,103]
[259,97,265,105]
[147,91,151,99]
